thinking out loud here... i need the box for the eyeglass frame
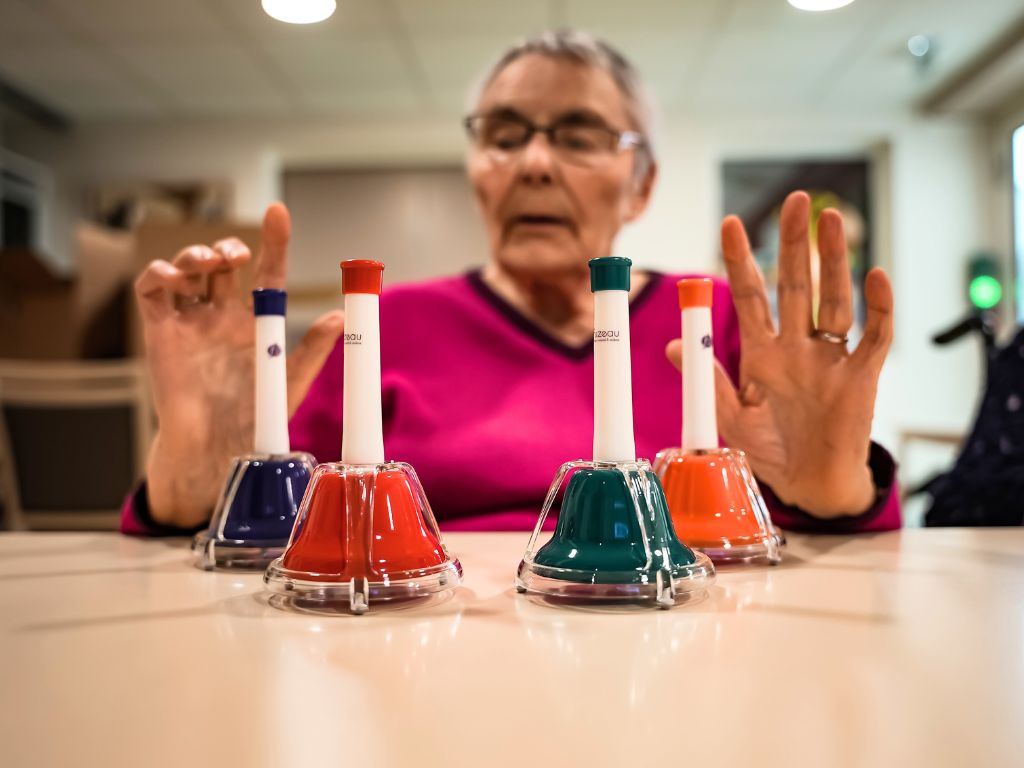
[462,113,646,160]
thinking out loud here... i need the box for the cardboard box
[0,220,261,360]
[0,223,135,359]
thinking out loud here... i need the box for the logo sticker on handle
[701,334,713,349]
[267,343,282,357]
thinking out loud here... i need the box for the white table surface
[1,529,1022,768]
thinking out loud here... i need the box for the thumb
[668,338,743,441]
[253,202,290,290]
[664,338,682,371]
[713,358,742,442]
[287,310,344,416]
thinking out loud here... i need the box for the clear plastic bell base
[264,461,462,615]
[192,537,287,570]
[654,447,785,566]
[516,460,715,609]
[192,451,315,571]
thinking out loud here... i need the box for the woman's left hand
[667,191,894,518]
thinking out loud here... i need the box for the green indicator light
[969,275,1002,309]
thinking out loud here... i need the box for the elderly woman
[123,30,899,535]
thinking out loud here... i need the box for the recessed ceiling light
[907,35,931,57]
[787,0,855,11]
[262,0,337,25]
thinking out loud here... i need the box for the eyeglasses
[463,114,645,168]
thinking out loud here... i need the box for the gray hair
[468,29,657,177]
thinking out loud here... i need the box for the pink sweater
[122,271,900,535]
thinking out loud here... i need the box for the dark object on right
[924,324,1024,527]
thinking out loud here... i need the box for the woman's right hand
[134,203,344,528]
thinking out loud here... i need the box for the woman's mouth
[509,214,573,230]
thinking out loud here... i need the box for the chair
[0,359,152,530]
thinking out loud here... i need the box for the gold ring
[812,329,848,344]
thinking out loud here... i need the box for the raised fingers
[851,267,894,372]
[713,358,742,442]
[253,202,290,290]
[169,244,227,308]
[721,215,775,344]
[208,237,252,303]
[287,310,345,416]
[665,339,741,441]
[816,208,854,336]
[134,260,200,322]
[777,191,813,339]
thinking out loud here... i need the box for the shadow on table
[691,584,896,625]
[769,555,944,576]
[0,558,197,581]
[261,586,477,620]
[785,531,902,557]
[15,584,480,633]
[920,544,1024,569]
[508,584,894,625]
[512,588,711,615]
[767,532,948,576]
[0,535,145,561]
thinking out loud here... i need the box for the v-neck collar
[465,268,663,361]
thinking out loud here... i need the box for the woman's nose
[516,132,556,184]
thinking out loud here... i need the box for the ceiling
[0,0,1022,123]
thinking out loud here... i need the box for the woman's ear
[625,160,658,223]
